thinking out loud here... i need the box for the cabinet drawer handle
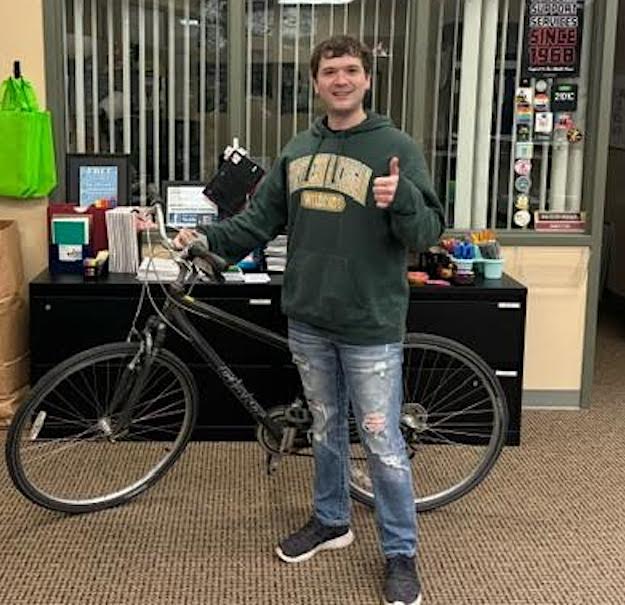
[248,299,271,306]
[495,370,518,378]
[497,302,521,309]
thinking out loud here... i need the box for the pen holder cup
[452,258,474,272]
[482,258,504,279]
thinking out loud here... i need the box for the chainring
[256,405,310,454]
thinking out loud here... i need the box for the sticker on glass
[515,143,534,159]
[515,175,531,193]
[514,159,532,176]
[513,209,531,228]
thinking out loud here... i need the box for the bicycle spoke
[350,335,506,512]
[8,344,196,511]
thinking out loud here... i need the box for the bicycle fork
[102,318,166,439]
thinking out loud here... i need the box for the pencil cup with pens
[440,230,504,284]
[450,240,475,285]
[471,230,504,279]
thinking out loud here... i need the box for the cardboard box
[0,354,29,398]
[0,295,28,362]
[0,221,24,299]
[0,385,28,427]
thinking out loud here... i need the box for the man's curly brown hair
[310,35,373,80]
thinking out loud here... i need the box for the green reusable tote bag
[0,77,57,198]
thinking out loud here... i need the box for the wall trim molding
[522,390,581,409]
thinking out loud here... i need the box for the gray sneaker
[275,516,354,563]
[383,555,422,605]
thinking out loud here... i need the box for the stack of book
[265,234,287,273]
[105,207,140,273]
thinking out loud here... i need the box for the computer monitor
[162,181,218,229]
[66,153,131,207]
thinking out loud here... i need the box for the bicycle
[5,204,508,515]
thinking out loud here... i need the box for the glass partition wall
[60,0,594,232]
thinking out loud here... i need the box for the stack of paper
[265,234,287,273]
[136,257,181,282]
[105,207,140,273]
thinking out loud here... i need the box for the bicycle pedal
[284,405,312,427]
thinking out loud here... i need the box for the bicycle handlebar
[151,202,230,282]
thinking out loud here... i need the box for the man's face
[313,54,371,117]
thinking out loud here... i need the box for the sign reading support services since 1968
[523,0,584,77]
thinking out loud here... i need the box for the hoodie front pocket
[283,252,367,329]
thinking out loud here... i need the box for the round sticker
[567,128,583,143]
[514,175,531,193]
[534,93,549,110]
[556,112,574,130]
[514,159,532,176]
[515,194,529,210]
[535,79,548,93]
[513,209,531,228]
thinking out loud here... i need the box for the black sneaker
[275,516,354,563]
[383,555,422,605]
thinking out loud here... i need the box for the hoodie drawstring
[331,134,347,183]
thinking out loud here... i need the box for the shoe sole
[275,530,355,563]
[382,594,422,605]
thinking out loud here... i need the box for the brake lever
[192,256,225,283]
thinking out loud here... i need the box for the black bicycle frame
[158,286,289,441]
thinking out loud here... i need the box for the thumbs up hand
[373,157,400,208]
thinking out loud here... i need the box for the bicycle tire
[349,333,508,512]
[6,342,198,514]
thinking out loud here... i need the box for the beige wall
[503,246,588,396]
[0,0,48,291]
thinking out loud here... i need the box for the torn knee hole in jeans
[362,412,386,435]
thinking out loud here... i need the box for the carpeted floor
[0,307,624,605]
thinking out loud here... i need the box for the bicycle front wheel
[6,342,198,514]
[349,333,508,512]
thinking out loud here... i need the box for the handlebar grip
[187,241,230,273]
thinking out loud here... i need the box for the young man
[175,35,444,605]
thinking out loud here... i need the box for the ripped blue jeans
[288,319,417,558]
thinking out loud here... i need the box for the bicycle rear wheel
[349,333,508,512]
[6,342,197,514]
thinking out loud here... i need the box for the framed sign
[67,154,130,207]
[522,0,585,77]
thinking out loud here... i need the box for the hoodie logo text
[289,153,372,208]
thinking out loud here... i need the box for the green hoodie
[201,112,444,345]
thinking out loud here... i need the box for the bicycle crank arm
[279,426,297,453]
[266,453,282,476]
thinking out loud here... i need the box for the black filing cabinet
[30,271,526,443]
